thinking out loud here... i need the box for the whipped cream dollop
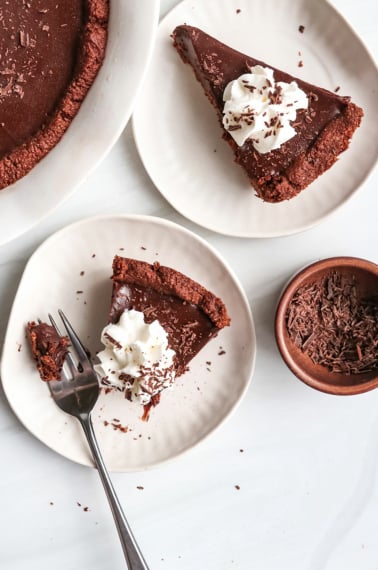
[222,65,308,153]
[95,309,176,405]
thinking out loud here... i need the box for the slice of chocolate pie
[27,321,69,381]
[95,255,230,416]
[172,25,363,202]
[0,0,109,190]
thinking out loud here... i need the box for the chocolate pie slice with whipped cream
[172,25,363,202]
[95,255,230,417]
[0,0,109,190]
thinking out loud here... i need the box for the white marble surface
[0,1,377,569]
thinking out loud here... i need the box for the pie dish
[172,25,363,203]
[0,0,109,190]
[0,0,160,247]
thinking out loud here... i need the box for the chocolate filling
[110,282,218,377]
[109,256,230,377]
[27,321,70,381]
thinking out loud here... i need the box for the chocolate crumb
[136,486,144,490]
[218,350,226,356]
[110,421,129,433]
[235,485,240,490]
[335,86,341,93]
[298,60,303,68]
[236,8,241,13]
[80,271,85,276]
[298,24,305,33]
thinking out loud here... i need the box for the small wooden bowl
[275,257,378,395]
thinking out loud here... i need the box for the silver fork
[47,309,149,570]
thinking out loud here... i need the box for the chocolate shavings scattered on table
[286,271,378,374]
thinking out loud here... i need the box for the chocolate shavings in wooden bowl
[286,271,378,374]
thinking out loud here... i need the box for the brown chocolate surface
[0,0,109,190]
[109,256,230,376]
[27,321,69,381]
[172,25,363,202]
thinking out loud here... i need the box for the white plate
[0,0,160,247]
[133,0,378,237]
[1,214,255,472]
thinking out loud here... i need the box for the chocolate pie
[0,0,109,190]
[172,25,363,202]
[97,255,230,415]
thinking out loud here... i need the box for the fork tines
[49,310,93,373]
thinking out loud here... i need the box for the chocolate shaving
[285,272,378,374]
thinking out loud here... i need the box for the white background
[0,1,377,569]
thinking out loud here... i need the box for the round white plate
[1,214,255,472]
[133,0,378,237]
[0,0,160,247]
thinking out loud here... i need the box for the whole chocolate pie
[0,0,109,190]
[172,25,363,203]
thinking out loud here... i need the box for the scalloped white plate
[1,214,255,471]
[0,0,160,246]
[133,0,378,237]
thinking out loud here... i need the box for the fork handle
[80,414,150,570]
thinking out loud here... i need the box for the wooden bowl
[275,257,378,395]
